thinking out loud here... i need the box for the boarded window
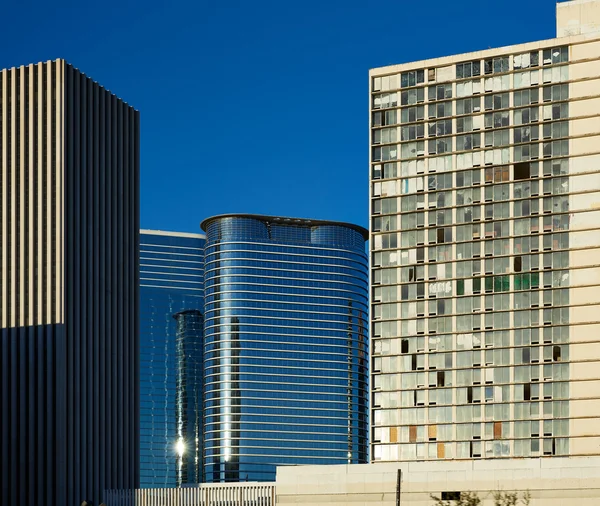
[409,425,417,443]
[428,424,437,441]
[437,442,446,458]
[390,426,398,443]
[494,422,502,439]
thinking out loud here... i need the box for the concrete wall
[557,0,600,37]
[276,458,600,505]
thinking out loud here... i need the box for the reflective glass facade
[201,215,369,482]
[140,231,204,487]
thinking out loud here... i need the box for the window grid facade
[370,39,600,462]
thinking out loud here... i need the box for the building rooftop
[200,213,369,240]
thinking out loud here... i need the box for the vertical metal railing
[104,482,277,506]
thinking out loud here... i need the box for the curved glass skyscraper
[201,214,369,482]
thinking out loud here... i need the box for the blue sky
[0,0,557,233]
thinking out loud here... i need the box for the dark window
[437,371,445,387]
[514,162,531,180]
[514,257,522,272]
[553,346,561,361]
[401,339,409,354]
[442,492,461,501]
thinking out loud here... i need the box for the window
[484,57,509,74]
[456,116,477,133]
[373,112,383,127]
[513,51,539,69]
[373,110,398,127]
[457,133,481,151]
[428,84,452,101]
[484,130,509,147]
[484,93,509,111]
[373,75,399,92]
[428,101,452,119]
[457,60,481,78]
[514,125,539,143]
[428,120,452,137]
[442,492,461,501]
[428,68,436,82]
[484,75,510,92]
[409,425,417,442]
[372,145,398,162]
[543,140,569,158]
[542,65,569,84]
[428,138,452,155]
[485,165,509,183]
[373,127,398,145]
[543,103,568,121]
[401,105,425,123]
[456,79,482,97]
[543,46,568,65]
[401,69,425,88]
[401,141,425,159]
[514,107,539,125]
[514,70,540,88]
[514,256,522,272]
[401,124,425,141]
[384,110,398,125]
[542,121,568,140]
[401,88,425,105]
[456,97,481,115]
[514,88,539,107]
[543,84,569,104]
[553,345,562,361]
[437,371,445,387]
[484,111,509,129]
[373,92,398,110]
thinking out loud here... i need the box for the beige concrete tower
[369,0,600,464]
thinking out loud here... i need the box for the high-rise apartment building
[370,0,600,463]
[139,230,205,487]
[0,59,139,505]
[201,214,369,482]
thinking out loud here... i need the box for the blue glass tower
[139,230,205,487]
[200,214,369,482]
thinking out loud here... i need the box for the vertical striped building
[0,59,140,506]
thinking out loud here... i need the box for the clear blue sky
[0,0,558,234]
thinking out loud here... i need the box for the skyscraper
[0,59,139,505]
[139,230,205,487]
[370,0,600,463]
[201,214,369,482]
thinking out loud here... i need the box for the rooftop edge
[200,213,369,240]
